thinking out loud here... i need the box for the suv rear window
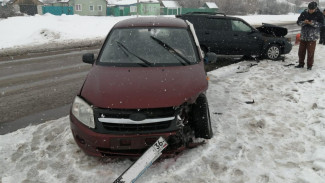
[98,28,199,67]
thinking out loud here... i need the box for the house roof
[108,0,159,5]
[204,2,218,9]
[161,1,180,8]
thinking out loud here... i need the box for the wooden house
[107,0,160,16]
[69,0,107,16]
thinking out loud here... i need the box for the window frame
[75,4,82,11]
[98,5,102,11]
[89,5,94,11]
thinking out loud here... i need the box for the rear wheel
[192,94,213,139]
[265,44,280,60]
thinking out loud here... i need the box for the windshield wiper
[116,41,152,67]
[150,36,192,65]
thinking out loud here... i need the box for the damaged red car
[70,17,215,158]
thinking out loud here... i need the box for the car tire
[265,44,280,60]
[192,94,213,139]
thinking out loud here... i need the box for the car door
[229,19,263,55]
[202,17,231,54]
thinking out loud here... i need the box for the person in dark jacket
[296,2,324,70]
[319,9,325,44]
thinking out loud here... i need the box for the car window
[231,20,252,32]
[205,18,229,31]
[98,28,199,67]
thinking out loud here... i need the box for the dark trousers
[298,40,316,67]
[320,27,325,44]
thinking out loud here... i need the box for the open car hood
[256,23,288,37]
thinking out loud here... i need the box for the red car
[70,17,215,158]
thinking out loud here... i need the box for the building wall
[108,3,160,16]
[70,0,106,16]
[138,3,160,15]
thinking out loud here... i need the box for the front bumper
[70,114,185,158]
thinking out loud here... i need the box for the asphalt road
[0,23,301,135]
[0,47,99,134]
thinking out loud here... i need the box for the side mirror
[205,52,217,63]
[82,53,95,64]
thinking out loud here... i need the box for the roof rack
[184,12,226,16]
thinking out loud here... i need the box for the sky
[0,14,325,183]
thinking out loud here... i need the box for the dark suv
[177,13,292,60]
[70,17,215,158]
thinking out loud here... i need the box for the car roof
[177,13,244,21]
[113,17,188,29]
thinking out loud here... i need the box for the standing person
[296,2,324,70]
[319,9,325,45]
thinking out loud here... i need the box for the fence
[42,6,73,15]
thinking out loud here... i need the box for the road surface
[0,47,99,134]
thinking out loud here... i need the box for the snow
[161,0,180,8]
[1,14,325,182]
[205,2,218,9]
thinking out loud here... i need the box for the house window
[130,6,137,13]
[75,4,82,11]
[98,5,102,11]
[90,5,94,11]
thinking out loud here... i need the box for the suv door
[229,19,263,55]
[203,18,231,54]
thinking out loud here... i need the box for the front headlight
[72,96,95,128]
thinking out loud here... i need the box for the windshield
[98,28,199,67]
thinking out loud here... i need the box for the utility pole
[137,0,139,17]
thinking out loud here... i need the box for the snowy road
[0,48,98,133]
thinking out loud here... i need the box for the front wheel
[265,44,281,60]
[191,94,213,139]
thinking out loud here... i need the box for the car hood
[80,63,208,109]
[256,23,288,37]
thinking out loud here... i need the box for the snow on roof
[108,0,158,5]
[205,2,218,9]
[161,1,180,8]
